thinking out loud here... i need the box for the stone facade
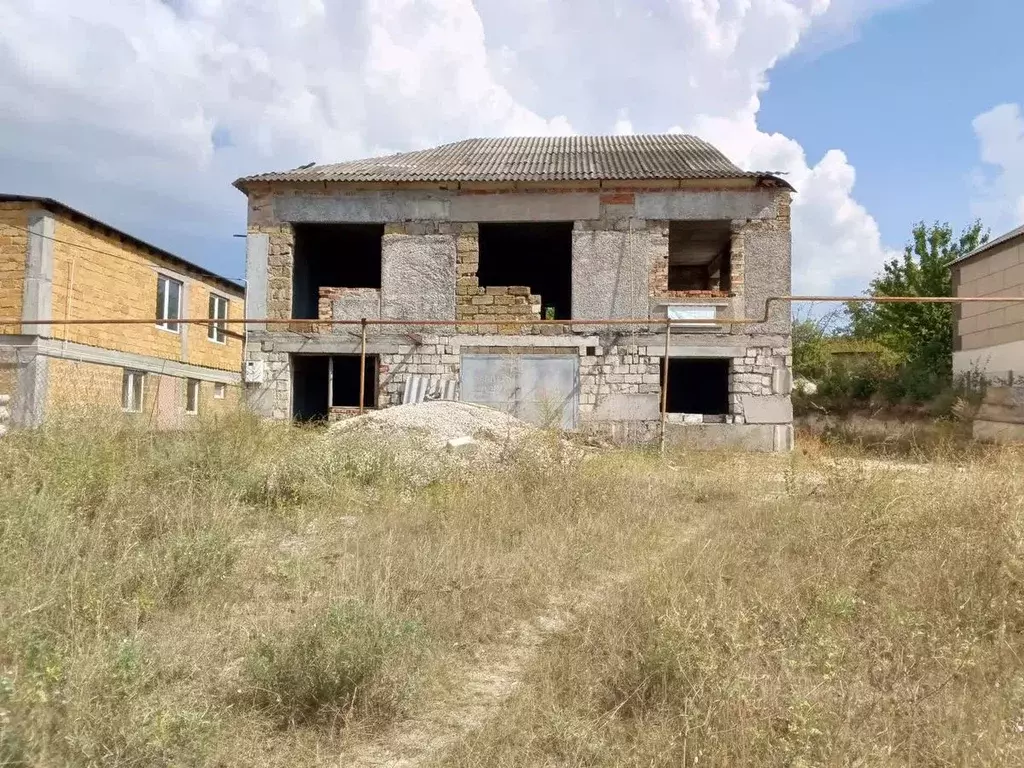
[241,179,794,451]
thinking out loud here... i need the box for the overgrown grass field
[1,416,1022,766]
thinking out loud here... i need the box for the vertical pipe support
[359,317,368,414]
[660,317,672,455]
[328,356,334,409]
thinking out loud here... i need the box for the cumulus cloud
[971,103,1024,232]
[0,0,905,292]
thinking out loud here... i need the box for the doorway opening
[291,354,379,422]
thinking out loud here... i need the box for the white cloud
[0,0,905,293]
[971,103,1024,232]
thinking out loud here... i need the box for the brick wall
[0,203,28,333]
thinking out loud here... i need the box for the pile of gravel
[328,401,534,453]
[325,402,577,485]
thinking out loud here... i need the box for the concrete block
[738,395,793,424]
[589,393,661,421]
[274,192,449,223]
[381,234,456,321]
[450,193,599,222]
[447,435,478,453]
[773,424,794,451]
[572,230,651,320]
[635,189,778,220]
[664,423,776,451]
[329,288,381,322]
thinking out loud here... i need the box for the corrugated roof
[0,194,245,295]
[235,135,791,188]
[952,223,1024,266]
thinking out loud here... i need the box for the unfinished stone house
[236,135,795,450]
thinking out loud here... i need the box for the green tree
[847,221,988,382]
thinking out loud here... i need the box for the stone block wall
[317,287,381,328]
[41,216,245,371]
[0,203,29,332]
[242,181,793,448]
[454,225,543,332]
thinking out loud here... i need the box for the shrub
[242,601,427,727]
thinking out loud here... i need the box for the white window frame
[213,382,226,400]
[185,378,200,415]
[156,274,183,333]
[208,293,229,344]
[122,370,145,413]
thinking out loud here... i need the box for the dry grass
[1,415,1023,766]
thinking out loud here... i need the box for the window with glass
[156,275,183,332]
[121,370,145,412]
[186,379,200,415]
[208,294,229,343]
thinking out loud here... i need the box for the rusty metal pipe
[2,295,1021,330]
[660,317,671,455]
[359,318,367,414]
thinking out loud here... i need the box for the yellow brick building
[0,195,245,430]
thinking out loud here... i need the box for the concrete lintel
[22,212,55,337]
[35,338,242,384]
[668,345,746,358]
[635,189,778,221]
[626,334,790,350]
[450,193,600,222]
[245,233,269,330]
[275,192,450,223]
[261,336,399,355]
[454,335,597,349]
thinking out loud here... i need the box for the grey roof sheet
[953,223,1024,266]
[235,135,791,188]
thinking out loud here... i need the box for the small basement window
[292,224,384,319]
[213,382,226,400]
[291,354,378,422]
[662,358,730,415]
[667,221,732,292]
[185,379,200,415]
[478,222,573,320]
[121,369,145,413]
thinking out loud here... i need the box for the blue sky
[1,0,1023,296]
[762,0,1024,250]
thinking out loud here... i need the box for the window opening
[477,222,573,320]
[122,370,145,412]
[292,224,384,319]
[156,275,183,331]
[208,294,229,343]
[185,379,200,414]
[661,358,730,415]
[667,221,732,293]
